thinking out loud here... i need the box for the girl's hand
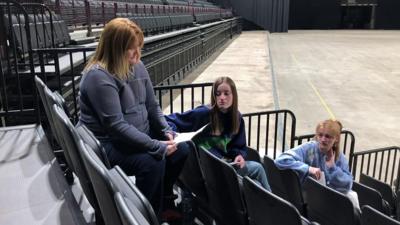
[309,166,322,180]
[234,155,246,169]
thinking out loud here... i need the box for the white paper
[173,125,207,143]
[317,171,326,186]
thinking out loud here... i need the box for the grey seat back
[114,192,150,225]
[353,181,391,215]
[360,173,397,215]
[361,205,400,225]
[198,146,247,225]
[304,177,360,225]
[52,104,100,217]
[243,176,314,225]
[75,124,111,169]
[263,155,306,215]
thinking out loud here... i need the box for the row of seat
[3,12,70,56]
[46,0,227,27]
[125,14,194,34]
[178,126,400,225]
[35,71,400,225]
[177,134,318,225]
[264,153,400,225]
[35,75,158,225]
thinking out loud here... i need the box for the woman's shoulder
[132,61,148,79]
[83,64,114,82]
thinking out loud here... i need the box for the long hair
[210,76,240,135]
[85,18,144,80]
[315,119,343,161]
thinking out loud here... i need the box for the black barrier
[1,8,240,126]
[294,130,356,170]
[154,82,213,113]
[352,146,400,191]
[242,109,296,158]
[0,0,36,124]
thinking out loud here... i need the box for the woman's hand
[308,166,322,180]
[234,155,246,169]
[165,132,174,141]
[161,140,177,156]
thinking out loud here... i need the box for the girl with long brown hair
[166,76,271,191]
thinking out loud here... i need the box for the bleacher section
[1,0,400,225]
[0,0,238,126]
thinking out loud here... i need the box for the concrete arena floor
[177,30,400,152]
[269,30,400,151]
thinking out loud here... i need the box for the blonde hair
[210,76,240,135]
[315,119,343,161]
[85,18,144,80]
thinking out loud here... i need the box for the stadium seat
[352,181,391,215]
[304,177,360,225]
[242,176,318,225]
[246,147,262,162]
[35,76,75,184]
[75,124,112,169]
[77,130,124,225]
[114,192,150,225]
[110,166,159,225]
[361,205,400,225]
[52,104,104,224]
[79,135,159,225]
[178,141,209,204]
[263,155,307,216]
[198,146,248,225]
[360,173,398,216]
[34,76,63,148]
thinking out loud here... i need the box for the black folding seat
[51,104,104,224]
[304,177,360,225]
[35,76,75,184]
[148,16,157,33]
[42,13,55,47]
[79,134,159,225]
[361,205,400,225]
[198,146,248,225]
[110,166,159,225]
[242,176,318,225]
[5,14,28,56]
[360,173,398,216]
[353,181,391,215]
[178,141,209,205]
[132,16,145,33]
[246,147,261,162]
[170,15,177,29]
[51,14,64,46]
[114,192,150,225]
[263,155,307,216]
[34,76,63,149]
[28,14,42,49]
[53,14,70,45]
[153,15,162,32]
[75,124,111,169]
[165,15,172,31]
